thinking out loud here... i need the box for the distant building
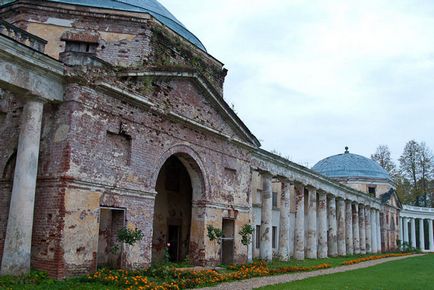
[312,147,401,253]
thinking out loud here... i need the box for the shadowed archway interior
[152,155,194,263]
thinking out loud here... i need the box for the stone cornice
[252,149,382,208]
[0,34,63,76]
[35,176,156,199]
[401,205,434,220]
[0,34,64,102]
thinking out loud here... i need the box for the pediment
[121,70,260,148]
[381,189,402,209]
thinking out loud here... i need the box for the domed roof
[312,147,391,181]
[2,0,206,51]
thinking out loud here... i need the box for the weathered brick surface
[0,1,253,278]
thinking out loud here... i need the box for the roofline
[107,0,207,51]
[1,1,222,62]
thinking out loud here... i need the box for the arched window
[2,151,16,180]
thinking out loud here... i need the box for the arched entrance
[152,153,204,263]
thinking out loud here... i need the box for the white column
[337,198,346,256]
[365,206,371,253]
[411,218,416,249]
[359,205,366,254]
[371,208,377,253]
[419,219,425,251]
[306,187,317,259]
[278,179,290,261]
[1,100,44,275]
[352,203,360,254]
[428,219,434,251]
[260,172,273,261]
[327,195,338,257]
[317,191,328,258]
[376,210,382,253]
[399,217,403,244]
[403,217,409,244]
[345,200,353,255]
[294,183,305,260]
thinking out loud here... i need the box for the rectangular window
[368,186,376,195]
[272,226,277,249]
[272,192,278,208]
[256,225,261,249]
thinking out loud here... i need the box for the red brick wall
[0,3,252,277]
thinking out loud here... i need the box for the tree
[371,145,396,175]
[418,142,433,206]
[398,140,434,207]
[395,175,414,205]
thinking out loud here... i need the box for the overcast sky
[159,0,434,167]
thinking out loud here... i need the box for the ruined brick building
[0,0,417,279]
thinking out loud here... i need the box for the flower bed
[341,253,411,265]
[85,260,332,290]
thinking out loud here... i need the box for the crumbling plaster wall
[381,200,400,252]
[58,80,253,270]
[0,1,253,277]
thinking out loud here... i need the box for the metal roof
[312,148,391,181]
[1,0,206,51]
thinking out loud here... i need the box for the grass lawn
[267,253,380,269]
[0,253,413,289]
[260,254,434,290]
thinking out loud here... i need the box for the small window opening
[272,226,277,249]
[272,192,278,208]
[255,225,260,249]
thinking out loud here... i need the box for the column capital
[293,180,304,186]
[317,188,328,195]
[305,184,317,191]
[276,176,291,184]
[328,193,336,199]
[258,170,273,178]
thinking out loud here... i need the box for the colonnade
[257,172,382,261]
[400,216,434,251]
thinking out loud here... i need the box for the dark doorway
[222,219,235,264]
[97,208,125,268]
[168,225,181,262]
[152,156,193,263]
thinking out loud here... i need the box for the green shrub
[117,227,144,246]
